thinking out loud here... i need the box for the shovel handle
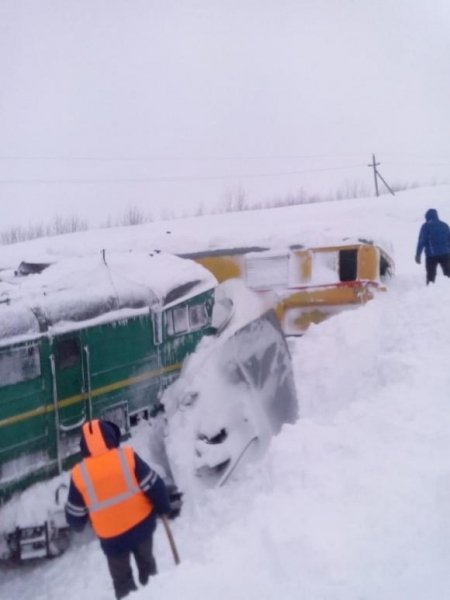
[160,514,180,565]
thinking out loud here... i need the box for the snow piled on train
[0,250,217,341]
[159,279,298,495]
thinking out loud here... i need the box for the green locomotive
[0,250,218,502]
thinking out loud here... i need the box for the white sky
[1,1,450,228]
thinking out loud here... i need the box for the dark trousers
[425,254,450,284]
[106,535,157,599]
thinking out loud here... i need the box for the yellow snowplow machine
[180,239,394,335]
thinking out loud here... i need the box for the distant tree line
[0,178,439,246]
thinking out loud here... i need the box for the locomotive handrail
[49,354,62,473]
[58,413,87,432]
[83,345,93,421]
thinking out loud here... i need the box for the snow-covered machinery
[0,251,297,563]
[1,484,71,564]
[181,238,394,335]
[149,280,298,494]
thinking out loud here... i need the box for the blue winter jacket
[65,420,170,556]
[416,209,450,259]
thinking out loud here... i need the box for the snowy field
[2,185,450,599]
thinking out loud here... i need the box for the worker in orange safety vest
[65,419,171,599]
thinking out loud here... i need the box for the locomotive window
[54,338,81,370]
[166,306,189,336]
[189,304,208,330]
[0,343,41,387]
[166,304,207,336]
[172,306,189,334]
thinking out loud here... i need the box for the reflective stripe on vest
[78,447,140,513]
[72,446,153,538]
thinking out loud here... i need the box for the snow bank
[3,187,450,599]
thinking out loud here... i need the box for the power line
[2,152,450,164]
[0,153,370,163]
[0,163,367,185]
[383,161,450,168]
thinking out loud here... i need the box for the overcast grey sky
[1,1,449,229]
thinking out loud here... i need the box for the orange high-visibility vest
[72,428,153,539]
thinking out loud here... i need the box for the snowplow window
[245,254,289,289]
[379,253,391,278]
[338,249,358,282]
[54,337,81,370]
[0,343,41,387]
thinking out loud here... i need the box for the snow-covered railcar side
[0,251,216,502]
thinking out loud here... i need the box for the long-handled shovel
[160,514,180,565]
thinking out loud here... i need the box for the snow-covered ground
[2,186,450,599]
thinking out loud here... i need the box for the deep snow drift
[2,186,450,599]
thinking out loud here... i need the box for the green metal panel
[0,288,216,502]
[0,338,56,499]
[82,312,160,417]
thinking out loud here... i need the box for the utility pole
[369,154,380,197]
[368,154,395,197]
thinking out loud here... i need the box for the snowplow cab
[276,240,394,333]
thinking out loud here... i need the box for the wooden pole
[368,154,395,197]
[376,170,395,196]
[160,515,180,565]
[368,154,380,197]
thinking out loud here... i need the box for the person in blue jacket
[65,419,171,599]
[415,208,450,284]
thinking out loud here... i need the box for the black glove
[415,255,421,264]
[166,484,183,519]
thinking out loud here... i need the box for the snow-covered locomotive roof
[0,251,217,345]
